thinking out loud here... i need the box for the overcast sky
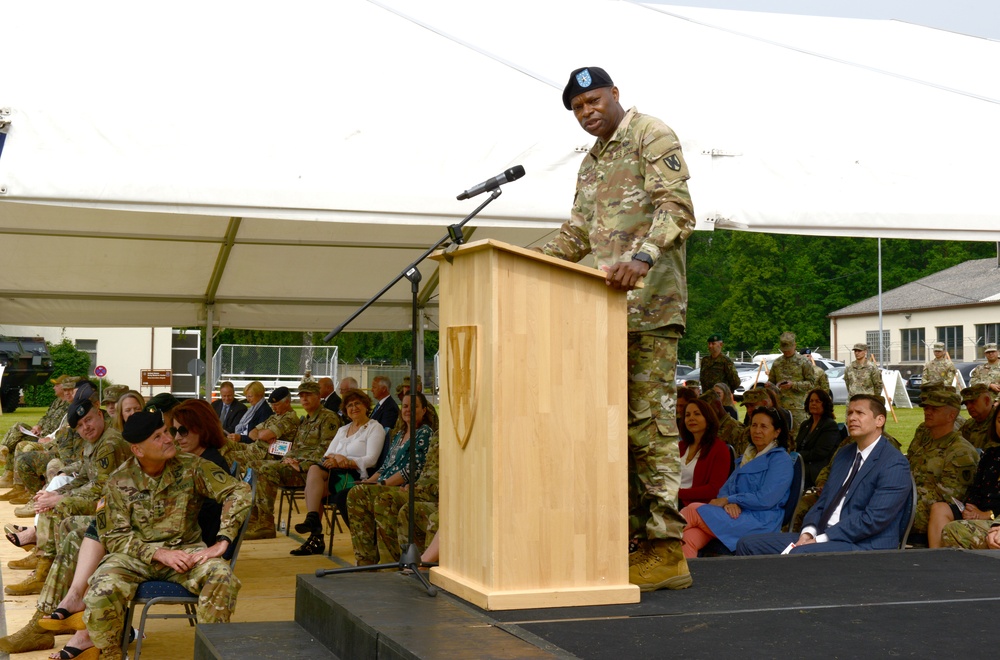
[651,0,1000,40]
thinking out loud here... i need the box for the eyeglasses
[169,425,190,438]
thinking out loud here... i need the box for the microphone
[456,165,525,200]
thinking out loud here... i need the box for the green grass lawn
[0,406,46,439]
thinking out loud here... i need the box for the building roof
[830,258,1000,317]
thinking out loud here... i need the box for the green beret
[919,388,962,410]
[707,334,722,343]
[123,410,164,443]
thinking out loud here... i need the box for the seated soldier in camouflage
[82,410,251,660]
[959,384,998,450]
[349,393,438,565]
[5,387,133,597]
[245,380,340,540]
[0,375,76,494]
[221,386,299,474]
[933,405,1000,549]
[907,387,980,539]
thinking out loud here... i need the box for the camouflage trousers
[14,441,57,493]
[627,332,684,543]
[397,501,437,555]
[84,551,240,654]
[941,519,995,550]
[255,461,307,522]
[791,490,819,533]
[37,515,92,613]
[37,496,96,558]
[347,484,436,565]
[219,440,270,477]
[2,427,34,474]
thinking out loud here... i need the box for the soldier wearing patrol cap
[769,333,816,436]
[844,342,883,399]
[0,376,74,487]
[970,342,1000,398]
[700,334,740,394]
[959,383,998,450]
[907,387,979,537]
[537,66,697,592]
[922,341,957,388]
[83,410,251,660]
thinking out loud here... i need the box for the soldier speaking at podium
[537,66,696,591]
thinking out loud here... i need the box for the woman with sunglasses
[678,406,794,557]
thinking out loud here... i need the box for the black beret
[562,67,614,110]
[72,380,99,405]
[123,410,164,444]
[145,392,180,413]
[268,386,290,403]
[68,399,94,429]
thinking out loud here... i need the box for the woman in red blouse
[678,398,733,508]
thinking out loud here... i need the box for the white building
[828,257,1000,374]
[0,325,199,397]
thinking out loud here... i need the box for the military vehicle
[0,337,54,413]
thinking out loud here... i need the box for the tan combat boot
[10,490,34,506]
[0,610,56,654]
[0,466,13,487]
[0,483,27,501]
[4,555,53,595]
[244,520,277,540]
[9,547,39,570]
[628,539,693,592]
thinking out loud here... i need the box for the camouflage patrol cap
[562,67,614,110]
[985,343,998,353]
[853,343,868,351]
[62,376,82,389]
[698,389,720,404]
[707,334,722,343]
[961,383,990,402]
[779,332,796,350]
[122,410,164,444]
[919,388,962,410]
[933,342,946,351]
[298,381,321,395]
[102,384,130,405]
[741,389,769,406]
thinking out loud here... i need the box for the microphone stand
[316,189,504,596]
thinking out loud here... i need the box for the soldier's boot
[0,483,27,501]
[9,547,39,570]
[628,540,652,566]
[0,462,12,484]
[244,517,277,540]
[0,610,56,654]
[4,556,53,595]
[14,500,37,516]
[628,539,693,592]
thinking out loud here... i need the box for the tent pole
[878,239,884,364]
[205,305,214,400]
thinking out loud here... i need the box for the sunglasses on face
[169,426,191,438]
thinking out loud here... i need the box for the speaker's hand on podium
[604,260,649,291]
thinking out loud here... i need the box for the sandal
[39,608,86,631]
[4,525,34,550]
[289,534,325,556]
[54,645,98,659]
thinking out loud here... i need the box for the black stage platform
[197,549,1000,659]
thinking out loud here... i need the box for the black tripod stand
[315,189,504,595]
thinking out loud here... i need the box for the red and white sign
[94,365,107,378]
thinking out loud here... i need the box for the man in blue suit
[736,394,911,555]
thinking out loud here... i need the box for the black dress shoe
[290,534,325,556]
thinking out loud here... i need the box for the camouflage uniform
[255,407,339,524]
[768,353,816,436]
[699,354,740,393]
[961,416,997,451]
[11,422,83,491]
[221,409,300,474]
[970,360,1000,398]
[348,431,438,565]
[813,365,831,400]
[36,421,131,560]
[37,515,92,614]
[941,519,998,549]
[1,397,68,473]
[907,429,979,534]
[84,453,251,656]
[844,360,883,398]
[398,502,438,557]
[539,107,695,544]
[922,356,957,388]
[717,413,743,453]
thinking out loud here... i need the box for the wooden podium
[429,239,639,610]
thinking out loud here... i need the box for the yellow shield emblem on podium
[447,325,479,449]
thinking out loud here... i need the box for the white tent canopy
[2,0,999,336]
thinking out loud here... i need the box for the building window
[975,323,1000,359]
[900,328,925,362]
[937,326,963,361]
[75,339,98,376]
[865,330,890,363]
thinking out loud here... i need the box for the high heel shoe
[289,534,325,556]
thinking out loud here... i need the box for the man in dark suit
[319,377,341,413]
[211,381,247,434]
[736,394,911,555]
[369,375,399,430]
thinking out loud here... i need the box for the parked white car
[733,357,845,400]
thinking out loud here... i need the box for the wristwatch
[632,251,654,267]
